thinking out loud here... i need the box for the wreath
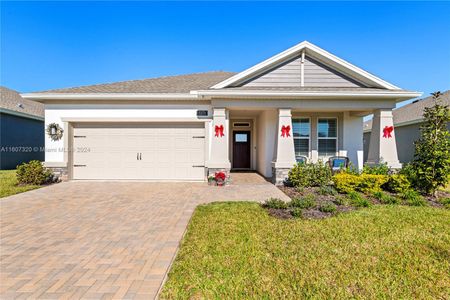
[46,123,64,141]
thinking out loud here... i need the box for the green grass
[161,202,450,299]
[0,170,41,198]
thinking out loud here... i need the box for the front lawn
[0,170,41,198]
[161,202,450,299]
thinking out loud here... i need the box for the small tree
[411,91,450,196]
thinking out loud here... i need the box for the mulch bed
[270,186,357,220]
[270,185,448,220]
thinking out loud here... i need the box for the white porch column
[207,108,231,172]
[272,108,296,184]
[367,109,401,168]
[342,112,364,171]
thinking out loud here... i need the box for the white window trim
[317,117,338,159]
[292,117,311,159]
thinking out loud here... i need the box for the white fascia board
[196,90,422,100]
[20,93,198,102]
[211,41,401,90]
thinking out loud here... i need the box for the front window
[292,118,310,158]
[318,118,337,157]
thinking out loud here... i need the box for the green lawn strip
[161,202,450,299]
[0,170,41,198]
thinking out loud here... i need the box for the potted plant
[207,175,216,186]
[214,171,227,186]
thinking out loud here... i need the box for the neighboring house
[363,90,450,164]
[0,86,45,169]
[22,41,421,183]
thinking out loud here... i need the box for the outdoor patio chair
[295,155,308,164]
[328,156,350,173]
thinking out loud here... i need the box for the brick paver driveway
[1,175,288,299]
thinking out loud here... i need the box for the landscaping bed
[273,186,356,219]
[264,159,449,220]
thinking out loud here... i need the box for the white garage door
[72,123,205,180]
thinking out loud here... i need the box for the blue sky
[1,1,450,107]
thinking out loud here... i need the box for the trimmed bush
[358,174,389,194]
[347,191,371,207]
[400,190,427,206]
[319,202,337,213]
[263,198,288,209]
[16,160,53,185]
[288,161,332,188]
[372,191,401,205]
[333,173,388,194]
[291,208,303,218]
[290,194,315,209]
[383,174,411,194]
[332,173,360,193]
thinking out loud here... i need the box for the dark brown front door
[233,131,251,169]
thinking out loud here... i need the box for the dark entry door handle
[139,153,142,160]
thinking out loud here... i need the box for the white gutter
[21,90,422,102]
[20,93,199,101]
[194,90,422,100]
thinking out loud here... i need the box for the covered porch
[207,103,401,185]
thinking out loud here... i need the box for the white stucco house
[22,41,421,183]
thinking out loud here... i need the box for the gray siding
[242,56,302,88]
[304,57,363,87]
[240,55,364,88]
[0,113,45,170]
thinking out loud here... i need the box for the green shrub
[290,194,315,209]
[333,173,387,194]
[372,191,401,205]
[362,162,390,175]
[358,174,389,194]
[347,191,371,207]
[332,173,360,193]
[288,161,332,188]
[291,207,303,218]
[340,162,360,175]
[400,190,427,206]
[410,92,450,195]
[319,185,338,196]
[16,160,53,185]
[334,195,350,206]
[383,174,411,194]
[263,198,288,209]
[319,202,337,213]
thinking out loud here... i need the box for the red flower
[215,171,226,181]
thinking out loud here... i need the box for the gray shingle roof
[0,86,44,118]
[364,90,450,131]
[36,71,236,94]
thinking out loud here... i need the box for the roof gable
[238,53,365,88]
[211,41,400,90]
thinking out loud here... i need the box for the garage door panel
[72,123,205,180]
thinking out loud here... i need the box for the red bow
[215,125,224,137]
[281,125,291,137]
[383,126,394,138]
